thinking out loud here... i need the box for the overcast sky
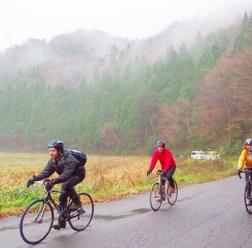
[0,0,251,51]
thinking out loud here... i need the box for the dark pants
[161,166,176,188]
[59,168,85,206]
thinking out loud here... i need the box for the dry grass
[85,155,150,191]
[0,152,237,217]
[0,153,150,190]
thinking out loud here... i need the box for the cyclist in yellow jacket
[238,138,252,175]
[238,138,252,204]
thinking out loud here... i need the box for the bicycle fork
[35,202,47,224]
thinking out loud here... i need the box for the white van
[191,151,206,160]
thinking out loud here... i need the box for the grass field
[0,152,238,218]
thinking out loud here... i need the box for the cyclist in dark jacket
[27,139,85,229]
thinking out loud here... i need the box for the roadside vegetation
[0,152,238,218]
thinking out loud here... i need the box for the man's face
[49,147,59,159]
[157,146,164,153]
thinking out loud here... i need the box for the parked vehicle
[191,151,206,160]
[191,151,221,160]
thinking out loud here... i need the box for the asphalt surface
[1,176,251,248]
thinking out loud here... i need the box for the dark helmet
[244,138,252,145]
[156,140,165,147]
[48,139,64,150]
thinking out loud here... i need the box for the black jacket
[35,150,84,184]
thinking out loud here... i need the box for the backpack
[68,149,87,166]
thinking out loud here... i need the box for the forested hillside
[0,12,251,155]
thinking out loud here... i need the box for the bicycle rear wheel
[68,192,94,231]
[150,182,162,211]
[244,181,252,214]
[167,180,178,205]
[19,199,53,245]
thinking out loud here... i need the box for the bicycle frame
[34,184,84,223]
[31,181,91,221]
[157,170,168,197]
[32,181,64,216]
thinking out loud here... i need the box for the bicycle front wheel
[19,199,54,245]
[150,182,162,211]
[68,192,94,231]
[167,180,178,205]
[244,181,252,214]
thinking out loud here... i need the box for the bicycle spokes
[19,200,53,245]
[68,193,94,231]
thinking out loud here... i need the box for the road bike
[19,180,94,244]
[149,170,178,211]
[239,169,252,214]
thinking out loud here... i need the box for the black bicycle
[239,169,252,214]
[19,180,94,244]
[149,170,178,211]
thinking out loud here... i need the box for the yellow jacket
[238,149,252,169]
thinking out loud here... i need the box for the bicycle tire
[19,199,54,245]
[167,180,178,205]
[68,192,94,231]
[150,182,162,211]
[244,181,252,214]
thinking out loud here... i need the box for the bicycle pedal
[53,224,61,230]
[78,208,85,214]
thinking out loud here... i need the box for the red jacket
[149,148,176,171]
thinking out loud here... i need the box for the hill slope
[0,11,251,155]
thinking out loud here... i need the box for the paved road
[1,176,251,248]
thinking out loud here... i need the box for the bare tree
[196,47,252,145]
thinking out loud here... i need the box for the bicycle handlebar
[156,170,169,181]
[31,180,65,194]
[31,181,45,192]
[238,170,252,179]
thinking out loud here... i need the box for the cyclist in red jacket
[147,140,176,201]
